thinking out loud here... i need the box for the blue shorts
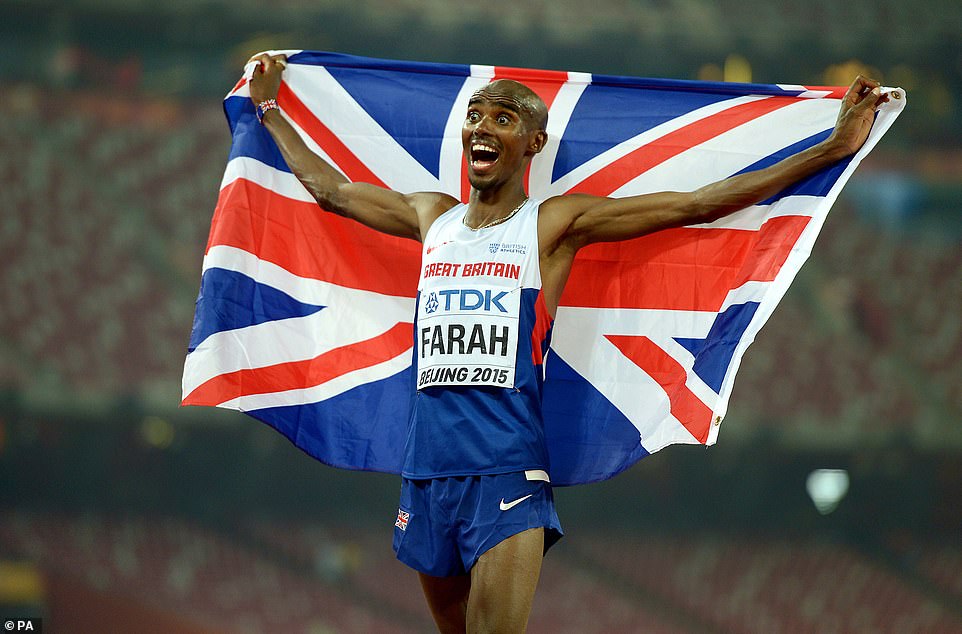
[393,470,563,577]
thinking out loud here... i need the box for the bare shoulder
[539,193,602,213]
[405,191,461,240]
[538,193,601,227]
[537,193,608,250]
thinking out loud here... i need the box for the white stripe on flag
[546,95,768,196]
[219,346,412,411]
[221,157,314,201]
[611,97,839,197]
[691,195,822,231]
[183,246,414,397]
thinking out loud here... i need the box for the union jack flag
[182,51,903,485]
[395,509,410,531]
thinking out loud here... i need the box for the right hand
[248,53,288,104]
[823,75,889,160]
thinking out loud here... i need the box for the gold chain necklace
[464,197,528,231]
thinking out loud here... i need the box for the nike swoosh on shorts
[499,494,534,511]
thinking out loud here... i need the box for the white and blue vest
[403,199,553,478]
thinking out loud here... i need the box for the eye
[497,114,511,125]
[467,111,480,123]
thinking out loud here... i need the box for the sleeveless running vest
[402,199,553,479]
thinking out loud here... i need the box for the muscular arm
[545,76,889,250]
[249,54,457,241]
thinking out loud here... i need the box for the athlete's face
[462,81,547,192]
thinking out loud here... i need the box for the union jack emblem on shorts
[395,509,410,531]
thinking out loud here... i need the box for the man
[248,52,887,633]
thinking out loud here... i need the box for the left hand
[248,53,288,104]
[824,75,890,159]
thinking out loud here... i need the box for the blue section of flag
[326,67,469,179]
[542,355,650,485]
[224,96,292,173]
[553,85,728,182]
[675,302,760,394]
[249,367,412,473]
[189,268,325,352]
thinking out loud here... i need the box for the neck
[464,194,528,231]
[465,185,529,230]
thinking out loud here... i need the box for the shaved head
[470,79,548,132]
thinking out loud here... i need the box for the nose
[469,113,496,135]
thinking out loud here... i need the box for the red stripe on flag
[566,96,798,196]
[732,215,810,287]
[492,67,567,110]
[492,66,570,86]
[460,159,471,203]
[230,76,248,95]
[278,82,387,187]
[560,215,811,311]
[208,178,420,296]
[531,291,553,366]
[183,322,413,406]
[605,335,713,443]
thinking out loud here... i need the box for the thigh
[467,527,545,634]
[418,571,471,634]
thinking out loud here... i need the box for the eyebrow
[468,93,526,116]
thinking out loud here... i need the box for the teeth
[471,143,497,153]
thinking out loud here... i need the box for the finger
[846,75,879,104]
[854,86,884,111]
[265,53,288,71]
[259,55,286,75]
[846,75,869,97]
[247,52,271,70]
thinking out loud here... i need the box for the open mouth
[470,141,500,171]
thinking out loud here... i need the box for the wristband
[255,98,279,124]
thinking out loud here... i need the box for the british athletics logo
[182,50,904,485]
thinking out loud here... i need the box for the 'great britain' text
[422,261,521,280]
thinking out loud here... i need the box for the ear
[529,130,548,155]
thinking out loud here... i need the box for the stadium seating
[0,85,224,399]
[574,530,962,634]
[246,519,692,633]
[884,536,962,608]
[730,199,960,441]
[4,513,960,633]
[0,513,420,633]
[245,519,430,625]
